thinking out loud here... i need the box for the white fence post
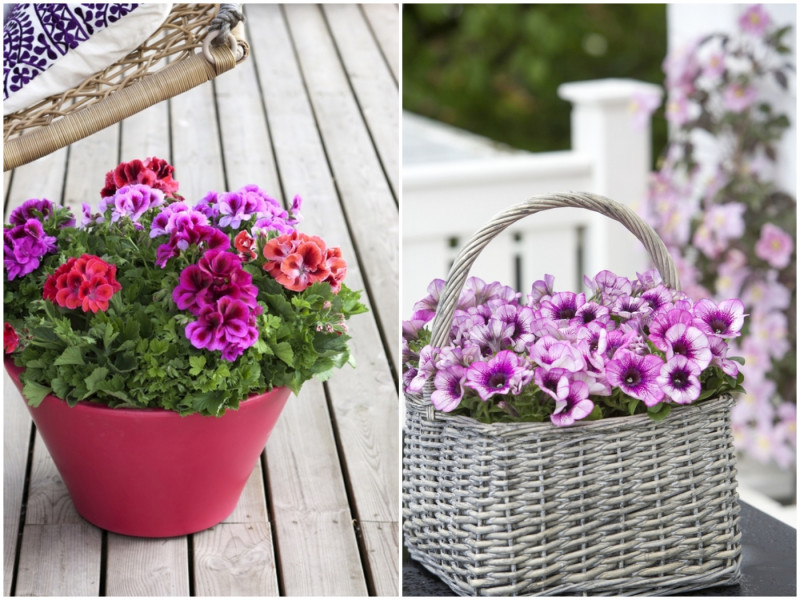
[558,78,663,281]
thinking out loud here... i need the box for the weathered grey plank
[105,535,190,596]
[247,6,399,594]
[360,521,400,597]
[62,125,120,216]
[323,4,399,199]
[170,81,226,200]
[4,148,69,210]
[3,370,31,596]
[14,524,102,596]
[193,522,280,596]
[285,4,399,375]
[361,4,399,83]
[120,99,172,163]
[213,31,282,194]
[265,384,367,596]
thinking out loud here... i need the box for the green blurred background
[403,3,668,163]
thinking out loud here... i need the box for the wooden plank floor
[3,4,399,596]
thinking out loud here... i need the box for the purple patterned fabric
[3,3,139,100]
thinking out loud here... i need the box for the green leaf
[54,346,84,366]
[83,367,109,398]
[729,356,745,365]
[647,403,672,422]
[22,380,51,407]
[189,355,207,377]
[274,342,294,367]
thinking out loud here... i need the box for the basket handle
[428,191,679,349]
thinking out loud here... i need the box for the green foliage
[403,4,668,161]
[5,202,367,417]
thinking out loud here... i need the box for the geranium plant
[4,157,367,416]
[403,270,745,425]
[642,5,795,467]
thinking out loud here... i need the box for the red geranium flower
[43,254,122,313]
[4,323,19,353]
[101,157,179,198]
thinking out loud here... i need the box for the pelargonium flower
[150,203,208,238]
[693,298,745,339]
[104,184,165,223]
[101,157,179,198]
[155,222,230,268]
[606,350,665,407]
[42,254,122,313]
[465,350,528,401]
[184,296,259,361]
[172,250,258,316]
[8,198,56,225]
[4,323,19,353]
[263,231,338,293]
[234,230,257,261]
[430,365,467,412]
[754,223,793,269]
[4,219,58,280]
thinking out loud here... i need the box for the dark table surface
[402,500,796,596]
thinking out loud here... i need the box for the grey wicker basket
[402,192,742,596]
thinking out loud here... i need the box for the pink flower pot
[5,360,290,537]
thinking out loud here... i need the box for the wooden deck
[3,4,399,596]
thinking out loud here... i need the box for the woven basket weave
[4,4,249,172]
[403,192,742,596]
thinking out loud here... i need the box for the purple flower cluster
[150,202,230,268]
[4,199,62,280]
[173,250,261,361]
[98,184,165,224]
[198,185,302,234]
[403,270,746,427]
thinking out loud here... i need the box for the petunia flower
[465,350,522,401]
[663,323,712,370]
[738,4,771,37]
[693,298,746,339]
[550,379,593,427]
[606,350,665,407]
[657,355,702,404]
[430,365,467,412]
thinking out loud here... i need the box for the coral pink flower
[263,231,334,292]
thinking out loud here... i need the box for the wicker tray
[402,192,742,596]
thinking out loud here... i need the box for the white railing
[402,78,662,317]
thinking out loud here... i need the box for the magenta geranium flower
[105,184,164,223]
[606,350,665,407]
[693,298,745,339]
[184,296,259,361]
[754,223,793,269]
[4,219,58,280]
[657,355,701,405]
[465,350,524,401]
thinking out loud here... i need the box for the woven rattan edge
[405,392,736,435]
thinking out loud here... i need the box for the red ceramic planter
[5,360,290,538]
